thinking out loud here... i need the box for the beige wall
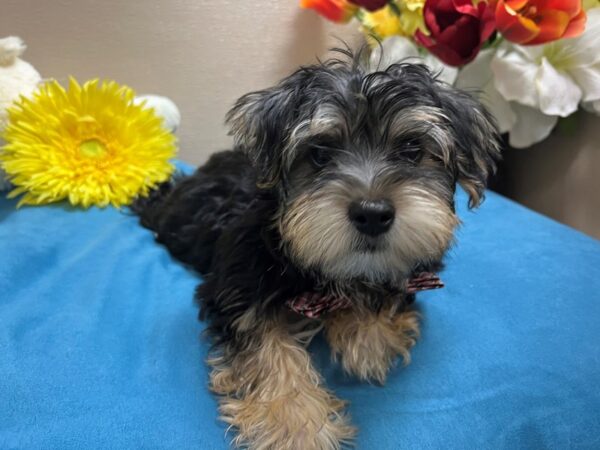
[498,112,600,240]
[1,0,361,164]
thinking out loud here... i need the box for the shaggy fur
[325,305,420,385]
[133,48,501,449]
[209,316,354,450]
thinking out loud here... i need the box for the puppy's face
[227,55,500,286]
[278,107,460,285]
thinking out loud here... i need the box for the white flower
[455,50,514,133]
[491,7,600,117]
[455,49,558,148]
[370,36,458,85]
[455,8,600,148]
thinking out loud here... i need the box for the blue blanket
[1,163,599,449]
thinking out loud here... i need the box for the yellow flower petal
[361,1,426,41]
[0,78,177,208]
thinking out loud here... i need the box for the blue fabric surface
[1,162,599,450]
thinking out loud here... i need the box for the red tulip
[349,0,389,11]
[300,0,358,22]
[495,0,586,45]
[415,0,496,67]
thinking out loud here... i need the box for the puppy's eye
[308,144,333,168]
[403,146,421,163]
[392,138,422,163]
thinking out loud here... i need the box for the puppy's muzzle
[348,199,395,237]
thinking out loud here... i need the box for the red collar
[286,272,443,319]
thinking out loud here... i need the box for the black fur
[132,50,501,447]
[132,150,314,347]
[133,51,500,354]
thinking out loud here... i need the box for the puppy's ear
[437,86,502,208]
[225,73,306,187]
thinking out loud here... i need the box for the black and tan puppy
[134,49,501,450]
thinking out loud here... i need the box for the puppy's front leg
[208,319,355,450]
[324,305,420,384]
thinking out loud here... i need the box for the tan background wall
[1,0,598,238]
[496,112,600,240]
[1,0,361,163]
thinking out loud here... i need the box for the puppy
[133,49,501,450]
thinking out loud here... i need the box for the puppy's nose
[348,200,395,237]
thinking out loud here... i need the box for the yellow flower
[399,0,426,35]
[362,5,404,39]
[361,1,426,42]
[1,78,176,208]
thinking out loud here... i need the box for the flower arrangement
[1,78,176,208]
[300,0,600,148]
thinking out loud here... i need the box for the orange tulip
[300,0,358,23]
[495,0,587,45]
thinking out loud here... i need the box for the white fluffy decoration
[0,36,42,191]
[134,94,181,133]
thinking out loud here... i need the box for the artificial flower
[371,36,458,84]
[361,1,426,40]
[397,0,427,35]
[455,49,515,134]
[455,8,600,147]
[0,78,176,208]
[455,49,559,148]
[414,0,496,66]
[361,4,405,38]
[350,0,389,11]
[583,0,600,9]
[300,0,358,22]
[491,7,600,118]
[402,0,427,14]
[495,0,586,45]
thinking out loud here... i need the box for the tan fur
[208,323,355,450]
[288,104,345,152]
[325,305,420,384]
[280,179,459,284]
[389,182,460,265]
[280,188,355,276]
[388,107,453,162]
[230,305,258,333]
[459,181,482,208]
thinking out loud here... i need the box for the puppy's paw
[219,389,355,450]
[209,326,355,450]
[326,308,420,384]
